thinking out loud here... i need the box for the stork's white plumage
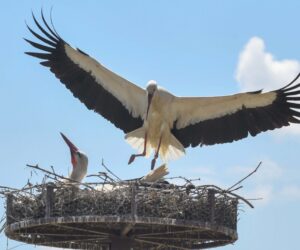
[26,13,300,169]
[60,133,88,182]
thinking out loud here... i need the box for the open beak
[60,132,78,167]
[146,93,153,119]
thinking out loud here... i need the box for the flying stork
[26,12,300,170]
[60,132,88,182]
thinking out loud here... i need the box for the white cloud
[236,36,300,136]
[236,37,300,92]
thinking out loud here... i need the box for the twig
[26,164,94,190]
[50,166,56,175]
[0,186,20,192]
[87,172,115,183]
[0,186,33,197]
[223,190,254,208]
[166,176,201,184]
[195,184,254,208]
[0,184,44,196]
[101,159,122,181]
[86,173,108,182]
[229,186,243,192]
[226,161,262,192]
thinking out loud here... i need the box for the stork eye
[77,152,82,158]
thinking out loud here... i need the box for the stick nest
[1,162,259,249]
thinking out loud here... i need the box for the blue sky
[1,1,300,249]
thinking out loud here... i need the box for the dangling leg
[128,133,148,165]
[151,136,162,170]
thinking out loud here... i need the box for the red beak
[60,132,78,167]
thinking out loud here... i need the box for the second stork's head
[60,132,88,175]
[146,80,158,117]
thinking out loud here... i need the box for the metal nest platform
[3,179,247,250]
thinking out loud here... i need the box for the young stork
[26,12,300,170]
[60,132,88,182]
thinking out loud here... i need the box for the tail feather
[142,164,169,182]
[126,128,185,161]
[125,127,152,157]
[160,134,185,161]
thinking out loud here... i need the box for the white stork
[60,132,88,182]
[26,12,300,170]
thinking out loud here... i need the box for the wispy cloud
[245,184,273,205]
[184,165,225,187]
[279,185,300,200]
[228,159,283,183]
[228,159,282,206]
[189,166,216,176]
[236,36,300,136]
[187,159,287,206]
[230,159,300,205]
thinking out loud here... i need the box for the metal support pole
[45,184,55,218]
[6,194,14,225]
[208,189,215,224]
[131,185,137,218]
[110,236,133,250]
[121,184,137,237]
[232,199,238,230]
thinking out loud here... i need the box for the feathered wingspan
[25,11,146,133]
[172,74,300,147]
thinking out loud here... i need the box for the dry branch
[227,161,262,192]
[26,164,94,190]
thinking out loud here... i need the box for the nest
[2,163,258,249]
[4,181,243,250]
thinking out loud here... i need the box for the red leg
[151,136,162,170]
[128,133,148,165]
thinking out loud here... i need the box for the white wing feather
[64,45,147,118]
[172,92,277,129]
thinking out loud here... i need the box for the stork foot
[151,158,156,170]
[128,155,136,165]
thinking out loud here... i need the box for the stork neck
[146,93,154,119]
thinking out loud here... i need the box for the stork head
[60,132,88,170]
[146,80,158,95]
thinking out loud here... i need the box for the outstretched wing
[171,74,300,147]
[25,12,146,133]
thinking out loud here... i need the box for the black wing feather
[25,13,142,133]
